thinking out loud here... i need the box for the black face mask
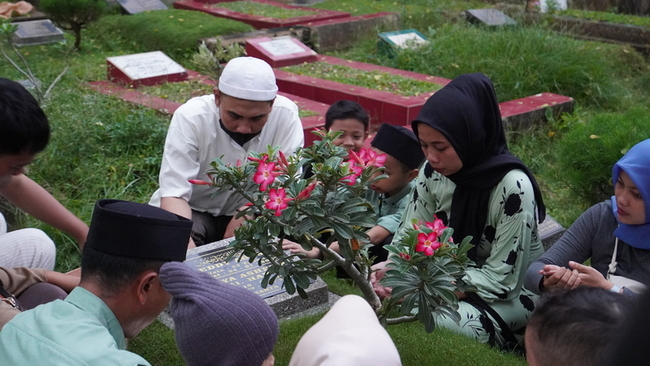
[219,119,261,147]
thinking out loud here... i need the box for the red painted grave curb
[173,0,349,29]
[87,81,183,115]
[275,55,448,126]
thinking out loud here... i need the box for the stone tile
[246,36,317,68]
[107,51,187,88]
[115,0,167,14]
[11,19,63,47]
[466,9,516,26]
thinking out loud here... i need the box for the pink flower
[358,148,386,168]
[415,232,441,256]
[277,151,289,172]
[265,188,291,216]
[296,180,318,200]
[340,160,363,185]
[425,217,446,236]
[399,252,411,260]
[188,179,210,185]
[253,161,280,191]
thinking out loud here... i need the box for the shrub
[553,107,650,205]
[87,9,253,62]
[39,0,106,50]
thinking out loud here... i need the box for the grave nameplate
[116,0,167,14]
[538,215,565,251]
[184,244,286,299]
[107,51,187,87]
[11,19,64,47]
[246,36,317,68]
[158,238,330,328]
[378,29,428,57]
[466,9,517,26]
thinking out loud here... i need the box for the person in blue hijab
[525,138,650,297]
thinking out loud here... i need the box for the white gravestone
[107,51,187,87]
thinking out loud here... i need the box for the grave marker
[115,0,167,14]
[11,19,64,47]
[157,238,329,327]
[246,36,317,68]
[106,51,188,88]
[184,243,286,299]
[538,215,566,250]
[378,29,428,57]
[465,9,516,26]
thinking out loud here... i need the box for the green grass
[330,23,648,109]
[211,1,317,18]
[560,9,650,28]
[87,9,253,62]
[282,62,442,96]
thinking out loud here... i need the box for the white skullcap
[218,57,278,101]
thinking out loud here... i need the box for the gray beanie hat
[159,262,279,366]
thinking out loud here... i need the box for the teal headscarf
[612,138,650,249]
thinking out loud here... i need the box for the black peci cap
[85,199,192,262]
[371,123,425,169]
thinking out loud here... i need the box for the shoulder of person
[497,169,534,192]
[175,95,216,117]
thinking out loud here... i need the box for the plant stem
[386,315,418,325]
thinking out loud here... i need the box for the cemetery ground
[3,0,650,364]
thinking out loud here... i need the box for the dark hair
[324,100,369,131]
[0,78,50,155]
[527,287,634,366]
[81,245,166,297]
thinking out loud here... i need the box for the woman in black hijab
[373,73,545,349]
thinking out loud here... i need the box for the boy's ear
[407,168,419,182]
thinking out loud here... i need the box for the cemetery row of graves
[4,0,650,364]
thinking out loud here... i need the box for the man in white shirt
[150,57,303,247]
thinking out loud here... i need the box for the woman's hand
[370,261,392,299]
[281,240,320,259]
[539,264,581,291]
[568,261,613,290]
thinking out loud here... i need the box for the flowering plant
[199,130,474,332]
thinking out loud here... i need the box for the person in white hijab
[289,295,402,366]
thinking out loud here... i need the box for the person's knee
[21,228,56,270]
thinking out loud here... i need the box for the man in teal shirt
[0,199,192,365]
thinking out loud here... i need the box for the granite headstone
[11,19,64,47]
[115,0,167,14]
[158,238,330,328]
[465,9,517,26]
[246,36,317,67]
[106,51,187,87]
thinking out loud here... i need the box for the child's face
[370,151,417,197]
[329,118,367,152]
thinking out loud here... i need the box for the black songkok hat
[371,123,425,170]
[85,199,192,262]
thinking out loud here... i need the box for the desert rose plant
[196,130,475,331]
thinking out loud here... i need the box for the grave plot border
[87,70,330,145]
[275,55,449,127]
[173,0,350,29]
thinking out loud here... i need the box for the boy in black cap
[0,199,192,365]
[362,123,425,261]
